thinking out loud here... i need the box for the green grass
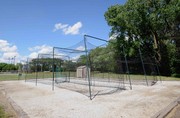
[92,72,156,81]
[0,74,19,81]
[0,72,180,81]
[0,106,8,118]
[160,76,180,81]
[91,72,180,81]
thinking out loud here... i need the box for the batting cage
[52,35,133,100]
[24,35,160,100]
[18,58,36,82]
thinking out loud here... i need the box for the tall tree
[105,0,180,76]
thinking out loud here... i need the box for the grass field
[0,106,7,118]
[0,74,19,81]
[0,72,180,81]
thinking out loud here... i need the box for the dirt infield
[0,80,179,118]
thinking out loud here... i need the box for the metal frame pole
[138,48,148,86]
[84,35,92,100]
[123,46,132,90]
[68,56,70,82]
[156,63,162,82]
[35,56,39,86]
[52,48,55,90]
[25,58,28,82]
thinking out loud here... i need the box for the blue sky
[0,0,126,63]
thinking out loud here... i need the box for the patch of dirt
[165,104,180,118]
[0,85,18,118]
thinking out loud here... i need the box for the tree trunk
[151,31,161,63]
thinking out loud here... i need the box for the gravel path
[0,80,180,118]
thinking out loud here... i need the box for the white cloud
[29,45,74,60]
[53,23,68,32]
[71,55,81,62]
[0,40,8,47]
[3,52,19,58]
[0,39,20,64]
[0,41,55,64]
[0,40,17,52]
[28,45,53,58]
[76,46,85,51]
[64,22,82,35]
[53,21,82,35]
[29,52,38,59]
[29,45,52,53]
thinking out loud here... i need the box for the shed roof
[77,66,87,69]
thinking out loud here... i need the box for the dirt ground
[0,84,18,118]
[0,80,179,118]
[165,104,180,118]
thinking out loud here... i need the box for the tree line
[0,63,18,72]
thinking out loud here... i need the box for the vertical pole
[25,58,28,82]
[156,63,162,82]
[108,70,110,82]
[18,60,21,81]
[138,48,148,86]
[14,57,15,65]
[35,55,39,86]
[43,63,44,79]
[84,35,92,100]
[52,48,55,90]
[68,56,70,82]
[123,46,132,90]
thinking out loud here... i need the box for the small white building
[76,66,90,78]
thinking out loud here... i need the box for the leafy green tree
[1,63,17,71]
[104,0,180,76]
[0,63,7,71]
[77,55,87,66]
[86,42,116,73]
[29,58,69,72]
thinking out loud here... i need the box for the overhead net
[24,58,37,82]
[53,43,92,97]
[84,35,132,99]
[122,46,159,86]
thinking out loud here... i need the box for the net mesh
[23,35,160,100]
[52,36,128,99]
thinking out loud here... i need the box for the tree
[84,42,116,73]
[77,55,87,66]
[0,63,18,71]
[29,58,65,72]
[0,63,7,72]
[104,0,180,76]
